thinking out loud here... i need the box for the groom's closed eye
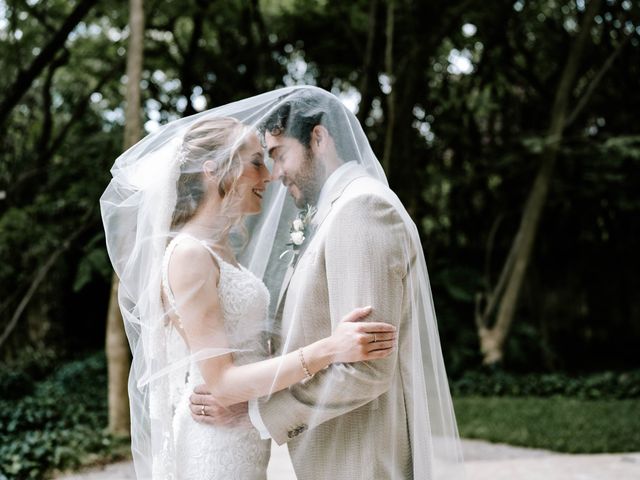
[268,146,286,163]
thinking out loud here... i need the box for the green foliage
[454,396,640,453]
[450,370,640,400]
[0,370,34,401]
[73,232,111,292]
[0,1,638,471]
[433,265,481,303]
[0,352,126,480]
[0,0,639,372]
[0,346,60,401]
[602,135,640,161]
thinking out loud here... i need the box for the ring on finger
[200,404,206,416]
[372,333,377,343]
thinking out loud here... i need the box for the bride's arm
[169,241,396,408]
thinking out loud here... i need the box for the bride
[101,113,396,479]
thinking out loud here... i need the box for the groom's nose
[270,162,283,182]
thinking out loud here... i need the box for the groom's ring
[372,334,377,343]
[200,405,206,416]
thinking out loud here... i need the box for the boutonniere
[280,204,317,263]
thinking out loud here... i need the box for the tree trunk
[476,0,602,365]
[179,8,205,117]
[382,0,396,175]
[106,0,145,437]
[123,0,145,149]
[356,0,379,123]
[106,274,130,436]
[246,0,270,92]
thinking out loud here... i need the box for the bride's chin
[244,206,262,216]
[237,201,261,216]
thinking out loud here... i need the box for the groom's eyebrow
[268,146,280,157]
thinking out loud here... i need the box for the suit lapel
[276,262,295,310]
[274,164,368,316]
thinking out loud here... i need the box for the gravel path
[461,439,640,480]
[56,439,640,480]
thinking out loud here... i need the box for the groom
[191,88,415,478]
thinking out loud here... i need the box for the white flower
[281,204,316,262]
[292,218,304,231]
[291,231,305,246]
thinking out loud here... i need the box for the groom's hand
[189,384,250,427]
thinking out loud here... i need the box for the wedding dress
[162,234,271,480]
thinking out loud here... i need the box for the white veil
[100,86,464,479]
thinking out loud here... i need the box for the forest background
[0,0,639,477]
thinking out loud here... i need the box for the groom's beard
[291,148,325,208]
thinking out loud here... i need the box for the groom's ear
[310,125,330,154]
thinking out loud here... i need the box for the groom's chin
[290,190,305,208]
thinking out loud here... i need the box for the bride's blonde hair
[170,117,249,229]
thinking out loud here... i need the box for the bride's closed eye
[249,151,268,170]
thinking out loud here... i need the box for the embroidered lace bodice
[162,234,271,480]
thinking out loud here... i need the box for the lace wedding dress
[162,234,271,480]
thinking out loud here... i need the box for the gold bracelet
[298,347,313,379]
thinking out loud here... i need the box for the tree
[106,0,145,437]
[474,0,603,365]
[0,0,99,127]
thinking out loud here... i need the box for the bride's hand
[329,306,396,363]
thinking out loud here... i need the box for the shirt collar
[315,161,358,211]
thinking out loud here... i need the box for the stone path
[461,439,640,480]
[56,439,640,479]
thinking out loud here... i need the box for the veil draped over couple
[101,86,465,479]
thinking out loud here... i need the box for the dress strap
[161,233,225,321]
[161,238,182,320]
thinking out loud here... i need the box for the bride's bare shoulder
[168,239,220,291]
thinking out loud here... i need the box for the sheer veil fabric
[100,86,465,479]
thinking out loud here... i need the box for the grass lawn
[453,396,640,453]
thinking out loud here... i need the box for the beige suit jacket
[257,165,417,479]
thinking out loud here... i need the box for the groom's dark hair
[261,88,358,162]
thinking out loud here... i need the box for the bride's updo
[171,117,248,229]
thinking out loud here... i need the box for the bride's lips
[252,188,264,199]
